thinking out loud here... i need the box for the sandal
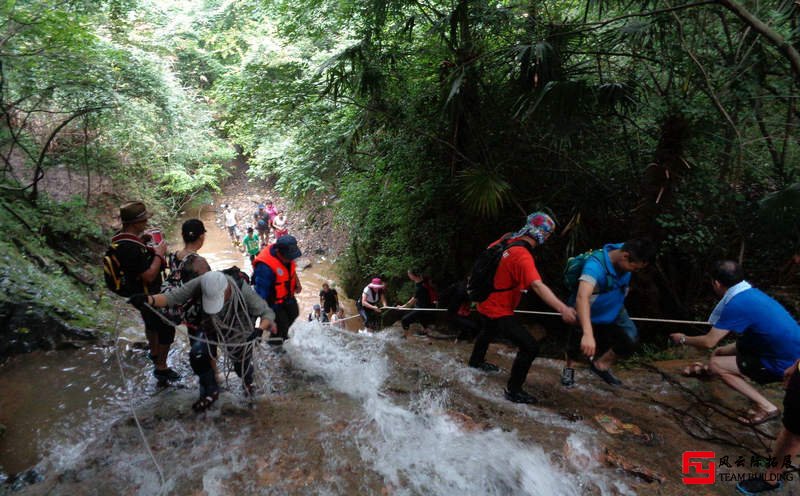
[192,392,219,413]
[737,407,780,426]
[682,362,712,378]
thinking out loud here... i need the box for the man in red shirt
[468,212,577,404]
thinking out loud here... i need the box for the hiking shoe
[560,367,575,387]
[470,361,500,373]
[589,363,622,386]
[504,388,538,404]
[153,368,181,381]
[736,478,782,495]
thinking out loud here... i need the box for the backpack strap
[492,239,534,293]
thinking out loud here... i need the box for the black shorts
[141,306,176,345]
[736,351,782,385]
[783,366,800,435]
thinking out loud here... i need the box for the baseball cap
[200,271,228,314]
[275,235,302,260]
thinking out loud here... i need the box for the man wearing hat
[113,201,178,381]
[468,211,577,404]
[252,235,303,344]
[137,271,276,410]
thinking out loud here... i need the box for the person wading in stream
[112,201,179,382]
[669,260,800,426]
[132,270,276,411]
[562,238,655,388]
[252,235,303,344]
[468,212,577,404]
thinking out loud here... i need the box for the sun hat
[120,201,152,225]
[368,277,384,290]
[275,235,302,260]
[200,271,228,314]
[512,211,556,244]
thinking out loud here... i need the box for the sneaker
[589,363,622,386]
[560,367,575,387]
[470,361,500,373]
[153,368,181,381]
[736,478,782,495]
[504,388,538,404]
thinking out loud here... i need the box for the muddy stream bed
[0,205,793,495]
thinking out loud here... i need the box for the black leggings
[468,315,540,392]
[401,309,433,330]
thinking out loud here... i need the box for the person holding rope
[400,269,436,337]
[562,238,655,387]
[468,212,577,404]
[252,235,302,344]
[131,270,276,412]
[669,260,800,426]
[358,278,387,331]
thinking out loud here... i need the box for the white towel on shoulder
[708,280,752,326]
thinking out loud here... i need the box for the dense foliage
[2,0,798,318]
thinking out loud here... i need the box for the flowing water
[0,206,748,495]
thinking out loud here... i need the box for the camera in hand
[144,229,163,246]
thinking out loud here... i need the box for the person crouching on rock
[130,271,276,412]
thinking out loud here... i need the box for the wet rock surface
[0,302,98,362]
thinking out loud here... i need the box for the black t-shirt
[319,288,338,307]
[115,237,162,293]
[414,281,431,308]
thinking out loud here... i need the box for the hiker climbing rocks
[308,304,328,323]
[242,227,260,263]
[467,211,577,404]
[358,277,387,330]
[272,209,288,240]
[254,204,270,247]
[252,235,302,344]
[109,201,178,382]
[562,238,655,388]
[133,270,275,411]
[669,260,800,426]
[223,204,239,244]
[400,269,436,336]
[319,281,339,317]
[735,358,800,494]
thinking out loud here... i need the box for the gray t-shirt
[164,273,275,323]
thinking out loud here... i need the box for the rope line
[380,306,710,326]
[112,314,167,493]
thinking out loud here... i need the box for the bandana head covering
[512,211,556,244]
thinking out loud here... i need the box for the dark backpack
[222,266,251,288]
[103,234,147,297]
[563,250,616,295]
[467,237,531,302]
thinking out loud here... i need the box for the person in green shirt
[242,227,260,262]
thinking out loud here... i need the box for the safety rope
[112,314,167,494]
[380,306,711,326]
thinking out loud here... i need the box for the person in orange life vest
[113,201,179,382]
[468,211,578,405]
[252,235,303,343]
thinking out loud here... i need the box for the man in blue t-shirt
[670,260,800,426]
[563,239,656,387]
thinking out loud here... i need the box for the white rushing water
[287,321,582,496]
